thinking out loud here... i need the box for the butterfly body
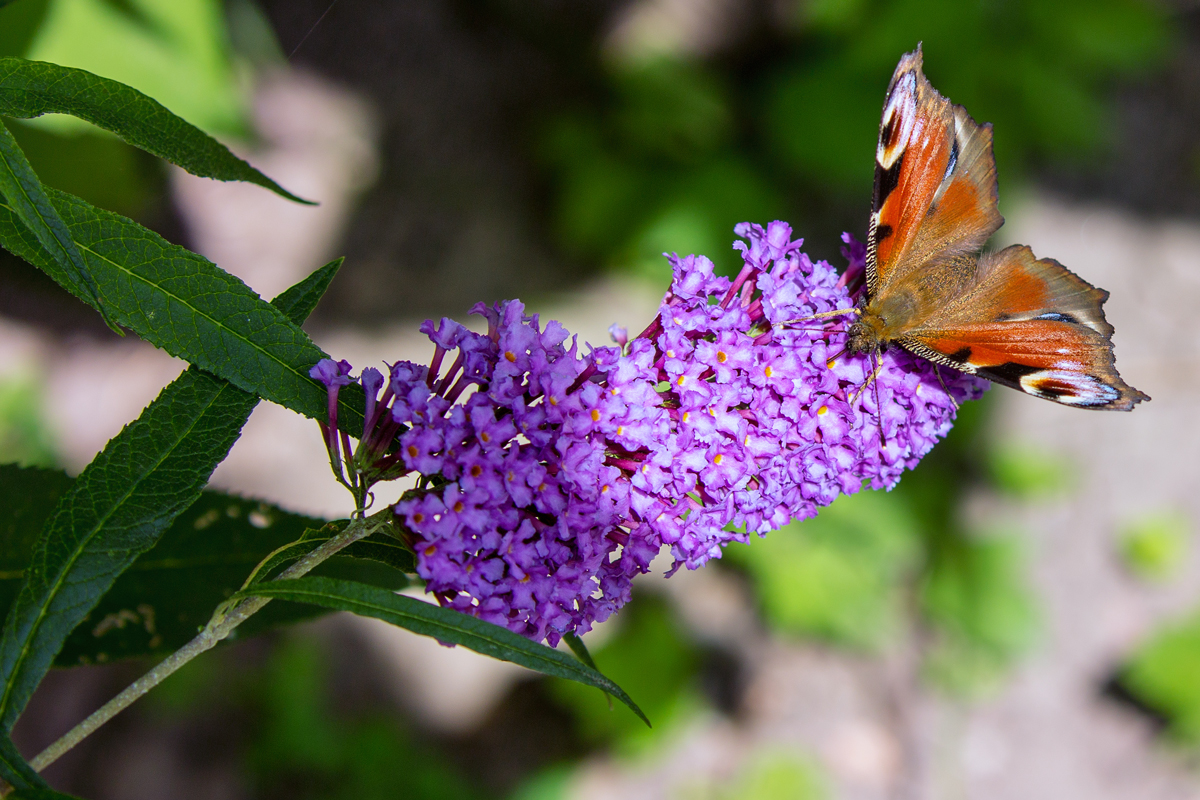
[852,48,1148,410]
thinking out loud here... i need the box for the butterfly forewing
[867,49,1003,298]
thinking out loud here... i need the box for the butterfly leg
[848,351,887,447]
[933,365,959,411]
[849,355,884,404]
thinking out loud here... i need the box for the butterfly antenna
[934,365,960,412]
[775,307,859,328]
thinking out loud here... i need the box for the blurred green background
[3,0,1198,798]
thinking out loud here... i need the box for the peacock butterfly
[837,47,1148,410]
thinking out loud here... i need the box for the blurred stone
[171,68,379,301]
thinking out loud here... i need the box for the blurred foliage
[0,373,58,467]
[986,441,1073,498]
[725,490,920,648]
[729,394,1038,695]
[548,593,702,754]
[153,634,483,800]
[22,0,246,136]
[1120,611,1200,743]
[537,0,1169,281]
[713,752,825,800]
[1119,511,1192,582]
[921,533,1038,694]
[537,59,785,281]
[506,766,574,800]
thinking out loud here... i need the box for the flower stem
[26,510,391,775]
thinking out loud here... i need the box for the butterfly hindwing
[867,48,1003,297]
[899,246,1148,410]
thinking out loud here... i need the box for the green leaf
[0,120,105,321]
[270,257,343,323]
[562,631,599,672]
[9,791,85,800]
[0,470,411,666]
[0,729,45,792]
[1119,610,1200,742]
[0,258,347,729]
[234,577,649,727]
[0,189,364,437]
[0,368,259,730]
[0,57,310,203]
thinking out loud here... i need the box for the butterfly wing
[867,47,1004,297]
[898,245,1149,410]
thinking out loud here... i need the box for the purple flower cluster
[311,221,986,644]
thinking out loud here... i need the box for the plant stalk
[25,511,389,775]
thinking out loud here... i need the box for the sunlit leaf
[0,259,345,730]
[0,190,365,436]
[0,57,307,202]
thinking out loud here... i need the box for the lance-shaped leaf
[0,121,105,320]
[0,58,309,204]
[0,729,47,793]
[234,577,650,727]
[0,189,365,436]
[0,260,345,730]
[0,368,259,730]
[0,472,412,666]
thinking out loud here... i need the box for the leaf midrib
[255,586,598,683]
[0,380,236,721]
[0,197,323,415]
